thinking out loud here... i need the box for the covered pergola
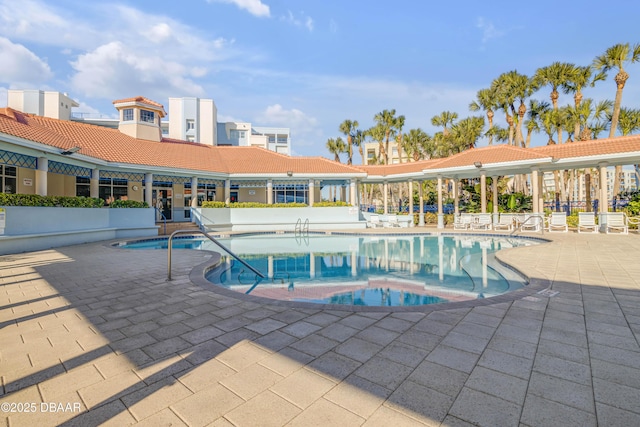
[356,135,640,229]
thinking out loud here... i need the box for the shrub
[0,193,104,208]
[312,201,350,207]
[109,199,149,208]
[202,201,226,208]
[228,202,308,208]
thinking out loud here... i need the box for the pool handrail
[167,229,266,280]
[510,214,545,235]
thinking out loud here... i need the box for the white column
[145,173,153,208]
[351,252,357,277]
[267,179,273,204]
[437,175,444,229]
[308,179,314,206]
[538,173,544,216]
[531,169,539,213]
[36,157,48,196]
[341,184,347,202]
[225,179,231,206]
[408,180,414,227]
[599,164,608,214]
[438,235,444,281]
[190,177,198,208]
[492,176,499,223]
[309,253,315,279]
[350,179,356,206]
[90,169,99,199]
[418,180,425,226]
[383,181,389,214]
[480,173,487,213]
[453,178,459,215]
[268,255,274,279]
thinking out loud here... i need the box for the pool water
[121,233,539,307]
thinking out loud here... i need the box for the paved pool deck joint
[1,230,640,426]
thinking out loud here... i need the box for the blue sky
[1,0,640,159]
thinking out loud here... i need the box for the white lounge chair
[453,213,472,230]
[521,214,543,232]
[493,214,515,231]
[471,213,492,230]
[384,214,401,228]
[605,212,628,234]
[367,214,383,228]
[577,212,598,234]
[548,212,568,233]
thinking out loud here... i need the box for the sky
[1,0,640,160]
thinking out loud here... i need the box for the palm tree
[534,62,577,145]
[524,99,550,148]
[563,65,606,139]
[339,119,359,165]
[431,111,458,136]
[367,124,386,165]
[469,88,499,145]
[593,43,640,196]
[353,129,366,165]
[373,109,403,165]
[616,108,640,193]
[326,137,346,162]
[403,128,430,161]
[450,116,485,152]
[491,72,519,145]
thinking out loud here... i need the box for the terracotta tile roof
[0,109,362,176]
[530,134,640,158]
[427,144,550,170]
[112,96,167,116]
[355,158,445,177]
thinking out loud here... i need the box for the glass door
[153,188,172,221]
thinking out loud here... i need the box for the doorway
[153,188,172,221]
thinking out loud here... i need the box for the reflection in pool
[122,233,540,307]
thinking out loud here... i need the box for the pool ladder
[167,229,265,281]
[295,218,309,237]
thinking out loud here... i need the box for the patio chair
[547,212,568,233]
[577,212,598,234]
[384,214,402,228]
[493,213,514,231]
[605,212,628,235]
[453,213,472,230]
[520,214,543,232]
[470,213,492,231]
[366,214,383,228]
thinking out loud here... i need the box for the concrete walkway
[1,231,639,426]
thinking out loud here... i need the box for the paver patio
[1,230,640,426]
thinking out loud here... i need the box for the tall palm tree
[450,116,485,152]
[563,65,606,139]
[353,129,366,165]
[534,62,577,145]
[367,124,386,165]
[525,99,550,148]
[491,72,519,145]
[339,119,359,165]
[373,109,402,165]
[616,107,640,192]
[326,137,346,162]
[403,128,430,161]
[593,43,640,196]
[431,111,458,136]
[395,115,406,163]
[469,88,499,145]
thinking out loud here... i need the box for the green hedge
[0,193,104,208]
[313,201,350,207]
[109,199,149,208]
[201,201,226,208]
[230,202,308,208]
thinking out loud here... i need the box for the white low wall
[0,207,157,255]
[193,206,366,231]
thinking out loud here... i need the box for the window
[123,108,134,121]
[186,135,195,142]
[273,184,308,204]
[277,137,288,144]
[140,109,155,123]
[186,119,195,130]
[99,177,128,204]
[1,165,17,194]
[230,130,246,139]
[75,177,90,197]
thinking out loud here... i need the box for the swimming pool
[121,233,540,307]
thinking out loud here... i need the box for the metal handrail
[295,218,302,236]
[303,218,309,236]
[167,229,265,280]
[510,214,545,235]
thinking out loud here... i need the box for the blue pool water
[121,233,539,307]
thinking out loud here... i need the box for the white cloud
[476,17,504,44]
[208,0,270,18]
[282,10,314,32]
[255,104,321,148]
[0,37,53,85]
[70,41,204,100]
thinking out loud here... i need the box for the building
[167,97,217,145]
[7,89,78,121]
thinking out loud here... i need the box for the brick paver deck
[1,231,639,426]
